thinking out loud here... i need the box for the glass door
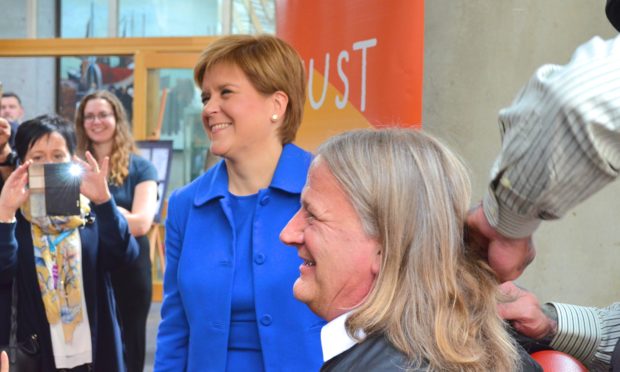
[134,50,214,300]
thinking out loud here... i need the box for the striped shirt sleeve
[549,302,620,371]
[483,34,620,239]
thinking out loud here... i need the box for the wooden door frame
[0,36,214,139]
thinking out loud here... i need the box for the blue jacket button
[260,195,271,206]
[260,314,272,326]
[254,253,266,265]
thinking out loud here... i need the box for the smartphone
[29,163,81,217]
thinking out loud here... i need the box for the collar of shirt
[193,143,313,206]
[320,312,366,362]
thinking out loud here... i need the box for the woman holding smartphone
[0,114,137,371]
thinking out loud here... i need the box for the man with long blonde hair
[281,128,541,371]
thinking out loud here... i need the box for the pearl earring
[271,114,279,122]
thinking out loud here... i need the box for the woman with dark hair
[75,90,158,372]
[0,114,137,371]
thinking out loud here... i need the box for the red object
[530,350,588,371]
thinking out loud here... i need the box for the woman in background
[75,90,158,372]
[155,34,325,371]
[0,114,137,371]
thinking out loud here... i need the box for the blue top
[0,199,138,372]
[227,192,264,371]
[154,143,326,372]
[108,154,158,212]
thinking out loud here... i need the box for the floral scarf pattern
[20,196,91,343]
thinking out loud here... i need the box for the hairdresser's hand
[0,161,31,221]
[75,152,111,205]
[498,281,557,342]
[1,350,9,372]
[466,204,535,282]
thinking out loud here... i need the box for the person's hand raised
[0,160,31,221]
[74,151,111,205]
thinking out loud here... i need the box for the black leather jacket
[320,334,422,372]
[320,333,542,372]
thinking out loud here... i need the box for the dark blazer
[321,333,543,372]
[0,199,138,372]
[320,335,422,372]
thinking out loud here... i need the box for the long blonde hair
[316,128,518,371]
[75,90,138,185]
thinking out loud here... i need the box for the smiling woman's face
[199,62,278,160]
[82,98,117,146]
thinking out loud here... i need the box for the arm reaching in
[474,35,620,279]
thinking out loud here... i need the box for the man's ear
[371,242,382,275]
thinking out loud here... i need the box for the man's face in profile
[0,97,23,123]
[280,160,381,321]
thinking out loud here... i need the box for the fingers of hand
[72,155,90,171]
[97,156,110,177]
[0,350,7,371]
[85,152,100,172]
[7,160,30,185]
[498,281,520,297]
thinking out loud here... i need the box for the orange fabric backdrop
[276,0,424,149]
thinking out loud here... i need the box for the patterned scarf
[20,196,91,343]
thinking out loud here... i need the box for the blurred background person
[0,118,16,189]
[75,90,157,372]
[1,92,24,125]
[281,129,541,371]
[155,34,325,371]
[0,91,22,154]
[0,114,138,371]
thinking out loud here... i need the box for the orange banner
[276,0,424,149]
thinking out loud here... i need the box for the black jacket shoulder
[320,335,425,372]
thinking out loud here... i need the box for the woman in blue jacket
[154,35,325,371]
[0,115,138,371]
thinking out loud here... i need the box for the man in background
[1,92,24,124]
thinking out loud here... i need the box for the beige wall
[423,0,619,307]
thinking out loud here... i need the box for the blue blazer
[155,144,325,372]
[0,199,138,372]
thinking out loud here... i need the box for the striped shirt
[483,34,620,370]
[548,302,620,370]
